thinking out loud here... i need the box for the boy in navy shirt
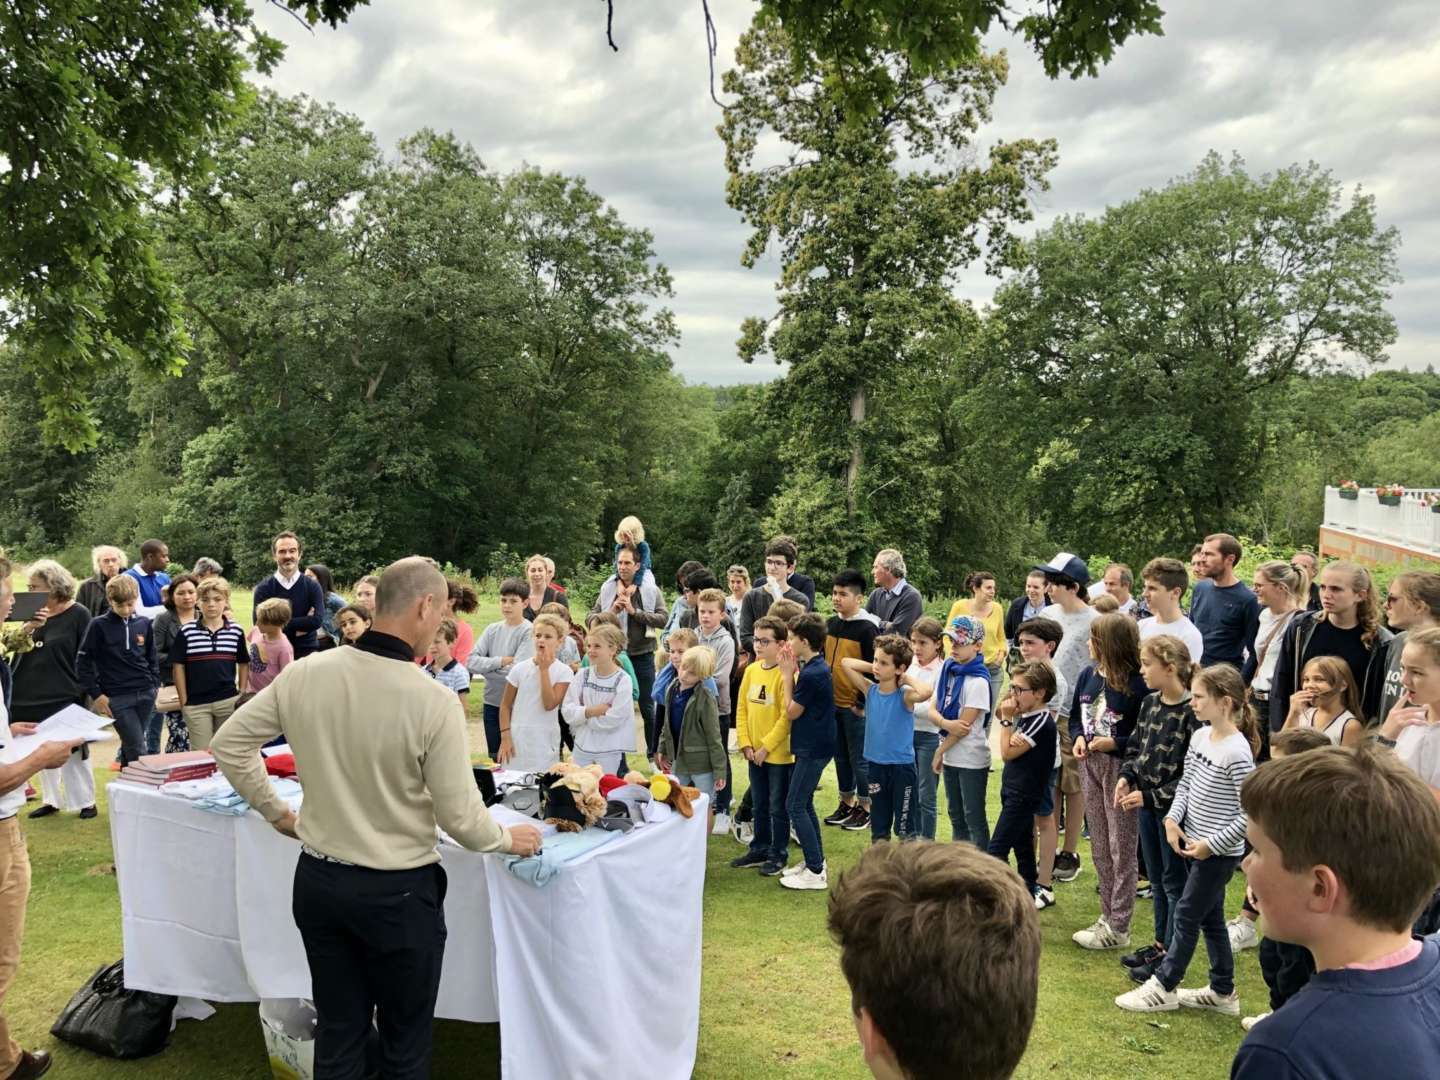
[987,660,1059,907]
[76,574,160,766]
[779,612,834,891]
[1232,745,1440,1080]
[840,635,933,843]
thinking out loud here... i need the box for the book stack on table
[118,751,217,787]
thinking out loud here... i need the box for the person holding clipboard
[213,556,541,1080]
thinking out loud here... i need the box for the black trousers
[988,793,1042,889]
[293,854,448,1080]
[1259,935,1315,1011]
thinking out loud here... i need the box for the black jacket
[1268,610,1393,731]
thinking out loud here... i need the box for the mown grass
[7,586,1262,1077]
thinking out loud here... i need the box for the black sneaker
[27,804,58,819]
[729,851,769,869]
[823,803,854,826]
[1122,943,1165,969]
[1053,851,1081,882]
[841,807,871,831]
[758,860,785,877]
[1128,959,1159,983]
[78,806,98,820]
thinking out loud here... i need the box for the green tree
[989,153,1402,563]
[720,23,1056,571]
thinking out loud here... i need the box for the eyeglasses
[753,637,776,646]
[1011,684,1034,693]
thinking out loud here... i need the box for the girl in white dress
[1283,655,1362,748]
[500,614,573,772]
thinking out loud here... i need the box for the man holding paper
[213,556,541,1080]
[1,552,89,1080]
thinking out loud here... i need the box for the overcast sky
[252,1,1439,385]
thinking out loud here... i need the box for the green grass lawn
[6,585,1262,1077]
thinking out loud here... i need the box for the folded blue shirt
[504,827,621,886]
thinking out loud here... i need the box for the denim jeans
[108,690,157,766]
[786,755,828,872]
[483,704,502,759]
[833,706,868,801]
[1138,805,1188,947]
[142,701,165,755]
[988,793,1043,888]
[714,713,733,814]
[910,731,940,839]
[748,760,793,865]
[631,649,657,756]
[867,761,916,841]
[1156,852,1241,995]
[942,765,990,848]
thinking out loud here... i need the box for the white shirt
[561,667,635,756]
[1397,724,1440,790]
[910,657,943,734]
[1139,613,1204,665]
[941,675,993,769]
[0,683,23,818]
[1250,608,1298,693]
[273,568,302,590]
[505,659,574,772]
[1040,604,1098,718]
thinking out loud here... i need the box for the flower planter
[1339,490,1359,500]
[1378,495,1401,506]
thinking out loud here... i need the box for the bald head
[375,557,446,619]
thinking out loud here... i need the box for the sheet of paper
[0,704,115,763]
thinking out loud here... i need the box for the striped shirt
[425,659,471,697]
[1166,727,1255,856]
[172,618,248,705]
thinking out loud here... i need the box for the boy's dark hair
[140,538,168,557]
[1141,557,1189,595]
[498,577,529,601]
[832,568,867,595]
[828,843,1039,1080]
[874,633,913,669]
[675,559,705,590]
[684,568,719,593]
[1015,617,1063,655]
[1270,728,1331,757]
[753,615,788,641]
[764,537,798,567]
[788,612,827,652]
[1010,659,1057,701]
[1242,744,1440,933]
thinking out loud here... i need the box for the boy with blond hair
[173,577,249,749]
[694,587,737,831]
[425,616,471,706]
[76,573,159,766]
[1232,745,1440,1078]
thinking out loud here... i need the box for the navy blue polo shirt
[172,618,248,705]
[789,654,835,759]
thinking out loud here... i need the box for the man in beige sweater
[213,556,540,1080]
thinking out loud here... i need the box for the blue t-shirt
[669,685,694,745]
[1189,579,1260,670]
[789,655,835,759]
[863,684,914,765]
[1231,936,1440,1080]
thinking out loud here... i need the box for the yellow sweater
[212,643,514,869]
[735,662,792,764]
[944,598,1007,667]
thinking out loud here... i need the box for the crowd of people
[3,519,1440,1079]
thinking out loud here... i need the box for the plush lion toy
[543,761,607,832]
[622,770,700,819]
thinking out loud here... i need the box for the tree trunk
[846,385,866,521]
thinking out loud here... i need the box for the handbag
[155,686,181,713]
[51,959,176,1059]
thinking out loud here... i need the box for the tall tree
[990,152,1401,561]
[719,23,1055,569]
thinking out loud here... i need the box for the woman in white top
[1250,560,1308,756]
[1284,655,1363,748]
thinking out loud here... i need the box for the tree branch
[606,0,619,52]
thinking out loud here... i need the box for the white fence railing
[1323,487,1440,555]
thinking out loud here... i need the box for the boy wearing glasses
[987,660,1060,907]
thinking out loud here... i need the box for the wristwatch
[1000,719,1014,728]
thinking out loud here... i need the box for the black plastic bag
[51,959,176,1059]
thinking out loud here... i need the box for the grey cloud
[254,0,1438,382]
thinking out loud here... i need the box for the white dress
[504,659,574,772]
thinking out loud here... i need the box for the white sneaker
[1241,1012,1271,1031]
[1228,915,1260,951]
[1073,919,1130,950]
[781,862,806,878]
[780,865,828,890]
[711,812,732,836]
[732,819,753,846]
[1033,886,1056,910]
[1115,976,1179,1013]
[1178,986,1241,1016]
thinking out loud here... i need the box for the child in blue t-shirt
[986,660,1059,903]
[841,635,933,842]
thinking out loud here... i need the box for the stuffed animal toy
[622,770,700,819]
[542,761,607,832]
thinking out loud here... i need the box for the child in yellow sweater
[730,614,794,876]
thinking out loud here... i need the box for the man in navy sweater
[1232,745,1440,1080]
[253,532,325,659]
[1190,532,1260,671]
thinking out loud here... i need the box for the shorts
[1037,767,1061,817]
[1057,728,1082,796]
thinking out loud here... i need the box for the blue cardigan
[253,575,325,658]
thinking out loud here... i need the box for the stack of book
[118,750,217,787]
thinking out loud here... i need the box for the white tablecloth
[109,782,707,1079]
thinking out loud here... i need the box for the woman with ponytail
[1116,663,1256,1016]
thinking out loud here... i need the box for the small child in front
[613,515,656,587]
[1117,663,1257,1016]
[841,635,932,842]
[246,598,295,698]
[656,645,726,819]
[828,842,1041,1079]
[560,623,635,775]
[424,617,472,711]
[986,659,1059,906]
[499,613,571,771]
[1231,744,1440,1079]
